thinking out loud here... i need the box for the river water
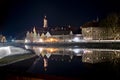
[0,45,120,80]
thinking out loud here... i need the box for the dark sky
[0,0,119,38]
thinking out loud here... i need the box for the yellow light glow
[44,58,48,68]
[50,38,53,42]
[45,48,59,53]
[50,48,53,52]
[39,48,43,52]
[45,37,59,42]
[32,47,60,56]
[39,39,43,42]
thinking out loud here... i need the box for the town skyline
[0,0,119,38]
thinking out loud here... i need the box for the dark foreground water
[0,45,120,80]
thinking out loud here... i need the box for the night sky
[0,0,119,38]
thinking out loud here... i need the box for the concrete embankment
[25,42,120,49]
[0,42,120,49]
[0,42,24,47]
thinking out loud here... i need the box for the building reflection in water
[82,49,120,63]
[25,45,120,66]
[43,58,48,71]
[31,47,80,71]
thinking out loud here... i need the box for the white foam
[0,46,30,59]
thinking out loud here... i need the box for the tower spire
[43,16,48,28]
[33,26,36,33]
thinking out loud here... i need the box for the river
[0,45,120,80]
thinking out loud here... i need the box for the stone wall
[82,27,120,40]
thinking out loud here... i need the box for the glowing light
[72,37,80,42]
[46,48,58,53]
[46,53,51,58]
[11,39,15,42]
[50,38,53,42]
[86,30,90,33]
[25,45,29,49]
[39,39,43,42]
[25,39,31,43]
[87,57,90,60]
[68,40,72,42]
[39,48,43,53]
[25,45,31,49]
[83,50,92,54]
[72,49,81,54]
[43,58,48,71]
[50,48,53,52]
[45,38,59,42]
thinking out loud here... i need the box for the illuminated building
[25,16,83,43]
[82,50,120,63]
[81,18,120,40]
[81,20,101,40]
[0,34,7,42]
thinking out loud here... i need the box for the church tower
[43,16,48,28]
[33,27,37,38]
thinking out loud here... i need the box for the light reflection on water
[25,45,120,64]
[24,45,120,78]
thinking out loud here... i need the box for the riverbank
[25,42,120,49]
[0,41,120,49]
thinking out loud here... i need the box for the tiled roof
[30,26,81,35]
[82,21,99,27]
[50,31,70,35]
